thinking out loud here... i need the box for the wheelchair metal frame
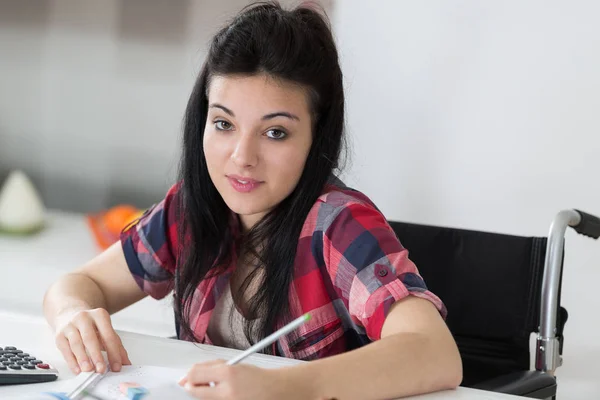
[536,209,599,375]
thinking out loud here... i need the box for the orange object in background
[87,205,144,250]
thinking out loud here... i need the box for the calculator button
[8,365,22,370]
[31,360,42,365]
[13,350,23,354]
[2,361,11,366]
[0,365,6,370]
[25,357,36,361]
[21,353,29,357]
[17,361,28,365]
[4,347,16,351]
[23,365,36,370]
[37,364,50,370]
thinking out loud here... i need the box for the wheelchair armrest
[471,371,556,399]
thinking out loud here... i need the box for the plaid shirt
[120,180,446,360]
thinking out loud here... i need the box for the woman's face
[203,74,313,231]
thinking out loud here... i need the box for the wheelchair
[389,209,600,399]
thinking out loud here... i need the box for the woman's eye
[215,120,233,131]
[266,129,287,140]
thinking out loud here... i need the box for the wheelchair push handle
[537,208,599,373]
[572,209,600,239]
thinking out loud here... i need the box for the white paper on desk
[76,366,194,400]
[68,353,300,399]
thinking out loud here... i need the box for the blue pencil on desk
[180,313,311,387]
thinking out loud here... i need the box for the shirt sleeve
[119,183,181,300]
[322,200,447,341]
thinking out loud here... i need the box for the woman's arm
[43,241,147,373]
[289,202,462,399]
[182,296,462,400]
[285,296,462,399]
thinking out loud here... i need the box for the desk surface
[0,312,522,399]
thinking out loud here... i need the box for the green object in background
[0,223,46,235]
[0,170,46,235]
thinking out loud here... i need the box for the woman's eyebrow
[209,103,299,121]
[209,103,235,116]
[262,112,300,121]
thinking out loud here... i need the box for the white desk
[0,312,523,399]
[0,211,176,337]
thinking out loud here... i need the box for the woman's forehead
[207,74,311,116]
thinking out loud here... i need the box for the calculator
[0,346,59,385]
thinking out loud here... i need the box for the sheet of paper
[79,365,193,400]
[62,351,302,399]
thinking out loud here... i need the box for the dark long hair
[174,1,345,352]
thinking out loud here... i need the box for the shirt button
[377,268,388,277]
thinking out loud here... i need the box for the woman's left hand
[179,359,305,400]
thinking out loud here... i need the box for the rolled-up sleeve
[119,183,181,300]
[323,201,447,341]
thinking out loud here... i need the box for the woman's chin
[226,202,267,218]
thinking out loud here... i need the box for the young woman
[43,2,462,399]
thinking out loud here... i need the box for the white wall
[0,0,259,211]
[0,0,323,212]
[334,1,600,398]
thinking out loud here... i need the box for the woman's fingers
[68,310,106,372]
[184,383,221,400]
[182,361,229,400]
[54,333,80,374]
[120,344,132,366]
[92,308,126,371]
[179,359,226,385]
[183,360,228,386]
[78,324,106,373]
[64,326,93,372]
[54,308,129,374]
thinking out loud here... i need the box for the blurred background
[1,0,599,398]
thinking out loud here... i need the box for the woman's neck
[238,212,267,233]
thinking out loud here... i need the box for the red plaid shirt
[120,180,446,360]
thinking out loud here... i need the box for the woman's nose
[231,133,259,168]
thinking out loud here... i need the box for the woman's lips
[227,175,263,193]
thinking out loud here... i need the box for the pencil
[179,313,311,388]
[226,313,311,365]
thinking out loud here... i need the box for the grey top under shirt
[206,282,261,350]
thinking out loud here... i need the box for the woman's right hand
[53,308,131,374]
